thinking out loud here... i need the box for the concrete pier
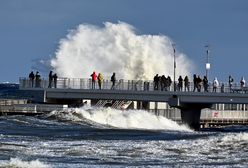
[17,77,248,130]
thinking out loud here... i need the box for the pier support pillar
[169,97,212,131]
[180,108,201,131]
[137,101,150,110]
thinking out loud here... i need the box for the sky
[0,0,248,83]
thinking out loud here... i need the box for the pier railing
[149,108,248,123]
[19,77,247,94]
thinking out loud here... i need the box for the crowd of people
[28,70,117,90]
[28,70,246,93]
[153,74,172,91]
[28,71,41,88]
[90,71,116,89]
[28,71,57,88]
[153,74,246,93]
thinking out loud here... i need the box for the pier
[17,77,248,130]
[0,99,67,116]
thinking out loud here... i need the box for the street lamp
[205,45,210,79]
[172,43,176,91]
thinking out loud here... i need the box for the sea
[0,84,248,168]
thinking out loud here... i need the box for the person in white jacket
[240,77,245,89]
[213,77,219,92]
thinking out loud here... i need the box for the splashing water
[221,132,248,142]
[51,22,194,80]
[49,107,192,132]
[2,158,50,168]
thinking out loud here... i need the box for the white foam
[53,107,192,132]
[221,132,248,142]
[50,22,194,80]
[4,158,50,168]
[47,110,82,122]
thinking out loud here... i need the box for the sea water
[0,107,247,168]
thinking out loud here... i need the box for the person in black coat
[48,71,53,88]
[29,71,35,87]
[53,73,58,88]
[111,73,116,89]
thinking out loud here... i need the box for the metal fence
[0,99,28,106]
[149,108,248,121]
[0,104,68,113]
[19,77,247,94]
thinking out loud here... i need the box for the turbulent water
[0,107,247,168]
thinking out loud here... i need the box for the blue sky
[0,0,248,83]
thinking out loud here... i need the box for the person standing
[184,76,189,91]
[35,71,41,87]
[161,75,166,91]
[213,77,219,92]
[193,74,197,92]
[48,71,53,88]
[29,71,35,87]
[196,75,202,92]
[203,76,209,92]
[228,75,234,92]
[240,77,245,90]
[53,73,58,88]
[97,73,103,90]
[153,74,159,90]
[111,72,116,89]
[178,76,183,91]
[167,76,172,91]
[221,83,225,93]
[90,71,97,89]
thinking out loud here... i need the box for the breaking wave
[1,158,50,168]
[50,22,194,80]
[47,107,192,132]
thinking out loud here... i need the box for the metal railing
[19,77,248,94]
[0,104,68,113]
[149,108,248,122]
[0,99,28,106]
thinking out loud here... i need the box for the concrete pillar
[137,101,150,110]
[137,101,142,109]
[168,97,212,131]
[181,108,201,131]
[155,102,158,115]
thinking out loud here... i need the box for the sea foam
[49,107,192,132]
[3,158,50,168]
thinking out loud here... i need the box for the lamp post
[205,45,210,79]
[172,44,176,91]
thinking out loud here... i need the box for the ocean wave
[1,158,50,168]
[221,132,248,142]
[45,107,192,132]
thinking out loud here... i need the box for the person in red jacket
[91,71,97,89]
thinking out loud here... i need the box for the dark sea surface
[0,85,248,167]
[0,109,248,168]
